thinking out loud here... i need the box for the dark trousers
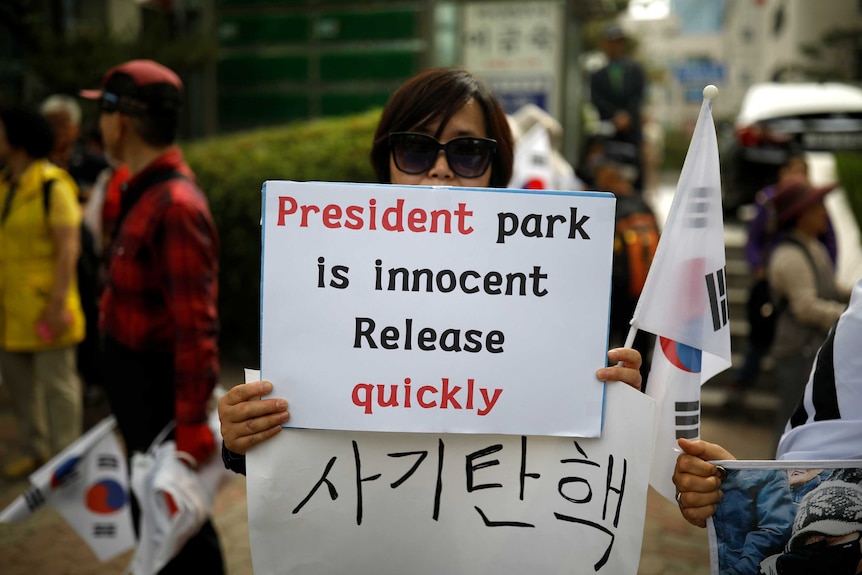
[103,335,225,575]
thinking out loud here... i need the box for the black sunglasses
[389,132,496,179]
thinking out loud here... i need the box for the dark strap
[779,236,817,279]
[115,168,188,233]
[42,178,55,222]
[773,236,818,316]
[1,182,16,225]
[2,176,56,225]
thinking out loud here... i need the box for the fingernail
[276,399,287,410]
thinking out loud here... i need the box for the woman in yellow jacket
[0,106,85,479]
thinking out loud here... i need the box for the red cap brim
[79,89,103,100]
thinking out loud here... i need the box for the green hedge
[183,109,381,364]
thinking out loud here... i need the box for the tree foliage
[779,26,862,82]
[1,2,215,100]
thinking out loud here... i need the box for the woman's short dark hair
[371,67,514,188]
[0,105,56,159]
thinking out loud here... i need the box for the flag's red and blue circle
[85,480,127,514]
[659,336,702,373]
[50,456,81,489]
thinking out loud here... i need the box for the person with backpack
[80,59,224,574]
[726,154,838,409]
[0,106,85,479]
[40,95,109,408]
[592,148,659,383]
[766,175,849,451]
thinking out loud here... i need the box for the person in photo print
[759,480,862,575]
[217,67,646,475]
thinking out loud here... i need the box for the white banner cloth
[246,372,656,575]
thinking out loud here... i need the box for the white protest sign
[247,380,656,575]
[261,181,615,437]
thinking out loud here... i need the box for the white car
[721,82,862,213]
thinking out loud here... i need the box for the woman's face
[797,199,828,235]
[389,98,493,188]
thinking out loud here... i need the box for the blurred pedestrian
[0,105,85,479]
[592,149,659,384]
[80,59,223,573]
[767,175,849,451]
[727,154,838,409]
[42,94,111,408]
[40,94,108,201]
[590,23,646,191]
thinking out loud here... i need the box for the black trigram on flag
[93,523,116,538]
[684,186,711,229]
[97,455,119,469]
[23,487,46,512]
[705,268,728,331]
[675,400,700,439]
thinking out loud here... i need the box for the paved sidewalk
[0,381,773,575]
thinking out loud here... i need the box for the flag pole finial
[703,85,719,100]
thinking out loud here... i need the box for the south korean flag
[0,417,136,562]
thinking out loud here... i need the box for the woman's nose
[427,150,454,179]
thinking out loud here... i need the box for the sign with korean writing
[246,378,656,575]
[261,181,615,438]
[707,460,862,575]
[461,1,564,117]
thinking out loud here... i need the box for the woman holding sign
[218,67,645,473]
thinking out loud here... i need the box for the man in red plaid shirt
[81,59,223,574]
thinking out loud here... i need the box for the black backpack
[42,179,102,385]
[746,237,814,349]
